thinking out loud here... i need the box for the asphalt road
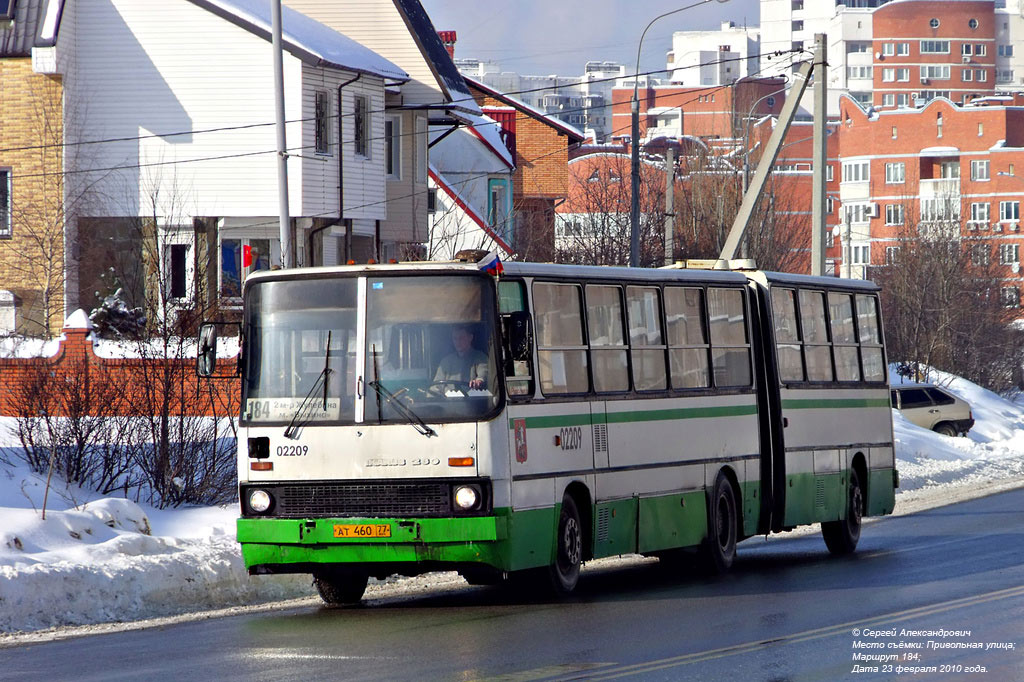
[3,489,1023,682]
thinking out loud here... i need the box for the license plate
[333,524,391,539]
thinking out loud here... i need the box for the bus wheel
[700,473,738,574]
[822,468,863,555]
[547,494,583,595]
[313,569,369,606]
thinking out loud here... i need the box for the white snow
[1,368,1022,640]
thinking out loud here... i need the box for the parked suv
[890,384,974,436]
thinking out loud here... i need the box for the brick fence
[0,322,241,418]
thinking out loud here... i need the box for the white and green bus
[198,258,896,604]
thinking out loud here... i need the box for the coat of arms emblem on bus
[514,418,528,463]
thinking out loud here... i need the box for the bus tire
[822,468,863,555]
[547,494,583,595]
[313,569,369,606]
[700,473,738,575]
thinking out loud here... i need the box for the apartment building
[667,21,760,86]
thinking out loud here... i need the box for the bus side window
[798,290,834,382]
[665,286,709,388]
[533,282,590,395]
[626,286,667,391]
[586,285,629,392]
[499,280,534,398]
[771,287,804,383]
[856,294,886,382]
[708,288,752,387]
[828,292,861,382]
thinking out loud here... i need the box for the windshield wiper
[284,331,333,440]
[367,379,437,438]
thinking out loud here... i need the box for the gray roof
[1,0,45,57]
[190,0,408,80]
[393,0,478,113]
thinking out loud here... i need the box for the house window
[976,69,987,82]
[974,44,986,56]
[1002,287,1020,308]
[883,94,895,107]
[972,243,990,266]
[897,93,909,107]
[1000,243,1020,264]
[971,159,990,181]
[826,195,835,214]
[937,112,944,138]
[883,43,895,57]
[963,68,974,82]
[921,197,959,222]
[427,187,437,213]
[929,18,940,29]
[896,68,910,82]
[897,43,910,56]
[1000,200,1020,222]
[939,160,958,178]
[999,45,1014,57]
[385,115,401,179]
[844,203,872,224]
[963,44,973,56]
[792,20,804,31]
[487,178,509,228]
[851,243,870,265]
[353,95,369,158]
[842,160,869,183]
[315,90,332,155]
[971,202,990,223]
[883,68,895,82]
[885,246,901,264]
[161,243,187,300]
[0,169,10,238]
[847,66,871,79]
[826,165,834,182]
[885,204,904,225]
[886,162,905,183]
[922,65,951,80]
[221,237,272,299]
[921,40,949,54]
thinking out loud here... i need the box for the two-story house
[284,0,484,262]
[35,0,408,318]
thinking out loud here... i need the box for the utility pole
[272,0,293,268]
[810,33,827,276]
[664,147,675,265]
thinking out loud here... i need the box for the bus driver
[434,325,488,390]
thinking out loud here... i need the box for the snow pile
[1,369,1023,636]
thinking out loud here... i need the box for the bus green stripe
[782,398,890,410]
[509,404,757,430]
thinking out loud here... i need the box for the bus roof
[244,261,877,291]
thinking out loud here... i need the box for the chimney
[438,30,457,59]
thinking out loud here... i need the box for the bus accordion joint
[448,457,475,467]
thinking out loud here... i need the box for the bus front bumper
[236,514,512,574]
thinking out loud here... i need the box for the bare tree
[874,195,1023,392]
[554,153,666,267]
[2,74,103,336]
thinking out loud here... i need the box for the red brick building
[610,77,787,142]
[464,77,585,261]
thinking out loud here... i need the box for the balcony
[919,177,960,198]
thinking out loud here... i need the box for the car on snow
[889,383,974,437]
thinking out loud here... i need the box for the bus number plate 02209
[332,524,392,539]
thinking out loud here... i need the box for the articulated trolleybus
[198,257,896,605]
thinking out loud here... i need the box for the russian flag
[478,252,504,276]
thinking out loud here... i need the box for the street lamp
[630,0,729,267]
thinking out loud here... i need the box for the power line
[0,49,802,157]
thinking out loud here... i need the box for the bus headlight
[453,485,480,511]
[249,489,272,514]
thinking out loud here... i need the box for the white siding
[301,65,387,220]
[59,0,390,220]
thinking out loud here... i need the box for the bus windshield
[242,274,501,425]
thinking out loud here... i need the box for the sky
[421,0,761,77]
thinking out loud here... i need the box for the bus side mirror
[197,323,218,377]
[501,311,534,398]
